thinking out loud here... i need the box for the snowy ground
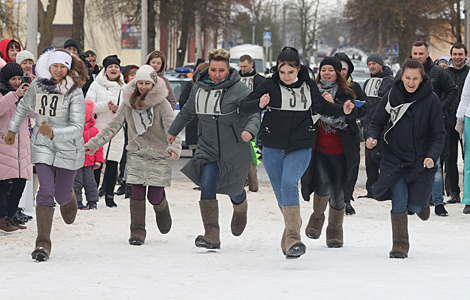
[2,148,469,299]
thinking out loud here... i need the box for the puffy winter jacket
[83,117,104,167]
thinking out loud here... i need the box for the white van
[229,44,266,74]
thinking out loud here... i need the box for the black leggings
[313,151,346,210]
[94,161,118,196]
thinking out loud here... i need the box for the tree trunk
[148,0,157,53]
[72,0,86,53]
[38,0,58,54]
[176,3,191,67]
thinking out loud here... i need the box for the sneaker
[345,203,356,215]
[446,193,461,204]
[435,204,448,217]
[88,202,98,210]
[78,203,88,210]
[463,205,470,214]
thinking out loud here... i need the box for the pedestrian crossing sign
[386,44,399,57]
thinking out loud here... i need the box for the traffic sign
[263,32,271,40]
[386,44,399,57]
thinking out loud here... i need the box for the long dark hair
[316,67,356,100]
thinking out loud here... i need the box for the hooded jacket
[83,117,103,167]
[169,68,260,195]
[0,39,21,63]
[145,50,177,110]
[85,68,125,162]
[86,76,182,187]
[8,50,86,170]
[367,76,445,207]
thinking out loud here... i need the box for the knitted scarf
[316,79,348,131]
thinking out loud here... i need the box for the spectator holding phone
[16,50,36,82]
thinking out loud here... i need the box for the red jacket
[83,118,104,167]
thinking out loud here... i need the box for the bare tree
[38,0,59,54]
[72,0,86,53]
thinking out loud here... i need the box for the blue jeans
[391,177,426,214]
[431,158,444,206]
[262,146,312,207]
[200,162,246,203]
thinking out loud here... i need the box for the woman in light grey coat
[5,49,89,262]
[85,65,181,246]
[168,49,260,250]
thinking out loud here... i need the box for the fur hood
[95,68,125,88]
[122,76,169,110]
[35,49,75,95]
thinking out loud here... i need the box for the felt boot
[417,204,430,221]
[195,200,220,249]
[60,191,77,224]
[389,211,409,259]
[129,198,146,245]
[231,197,247,236]
[305,193,329,239]
[326,205,345,248]
[153,193,172,234]
[281,205,306,259]
[31,206,54,262]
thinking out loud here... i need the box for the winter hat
[436,56,451,66]
[134,65,157,85]
[48,51,72,70]
[367,53,384,66]
[63,39,80,53]
[103,55,121,70]
[319,56,342,72]
[16,50,36,66]
[85,99,95,122]
[2,62,24,81]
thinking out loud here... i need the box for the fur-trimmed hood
[34,49,75,95]
[122,76,169,110]
[95,68,125,88]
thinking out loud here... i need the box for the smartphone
[21,75,30,84]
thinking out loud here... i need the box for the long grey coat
[86,76,182,187]
[168,68,260,195]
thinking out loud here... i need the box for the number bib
[195,88,224,115]
[35,93,65,118]
[279,82,311,111]
[364,77,384,98]
[241,75,255,91]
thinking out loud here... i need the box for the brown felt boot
[389,211,409,258]
[231,197,247,236]
[129,198,146,246]
[153,193,172,234]
[60,191,78,224]
[247,162,259,192]
[305,193,330,239]
[195,199,220,249]
[281,205,306,259]
[326,205,345,248]
[31,206,54,262]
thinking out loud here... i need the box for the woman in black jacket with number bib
[239,47,356,259]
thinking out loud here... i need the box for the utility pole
[141,0,148,65]
[27,0,38,57]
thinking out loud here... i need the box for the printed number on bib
[280,82,311,111]
[35,94,64,118]
[195,89,223,115]
[241,76,255,91]
[364,77,384,98]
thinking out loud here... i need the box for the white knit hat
[47,51,72,70]
[16,50,36,66]
[134,65,157,85]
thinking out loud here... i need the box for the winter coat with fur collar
[85,76,182,187]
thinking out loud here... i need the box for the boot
[195,200,220,249]
[281,205,306,259]
[105,194,117,207]
[463,205,470,214]
[0,216,20,234]
[247,162,258,192]
[326,205,345,248]
[389,211,409,258]
[281,228,287,255]
[9,216,26,229]
[31,206,54,262]
[417,204,430,221]
[125,184,132,199]
[114,182,126,196]
[129,198,146,245]
[153,194,172,234]
[305,193,329,239]
[446,192,461,204]
[60,191,78,224]
[231,197,248,236]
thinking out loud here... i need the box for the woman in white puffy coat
[85,55,125,207]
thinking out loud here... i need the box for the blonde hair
[54,49,89,89]
[208,49,230,67]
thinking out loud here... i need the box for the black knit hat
[319,56,342,73]
[63,39,80,54]
[103,55,121,70]
[2,62,24,81]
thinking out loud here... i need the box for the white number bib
[195,88,223,115]
[364,77,384,98]
[35,93,65,118]
[279,82,311,111]
[241,75,255,91]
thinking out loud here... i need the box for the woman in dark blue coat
[366,59,445,259]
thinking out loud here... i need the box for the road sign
[386,44,399,57]
[263,32,271,40]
